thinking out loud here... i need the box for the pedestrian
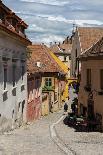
[71,103,76,114]
[64,102,68,112]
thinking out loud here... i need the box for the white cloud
[19,0,69,6]
[31,34,65,45]
[3,0,103,44]
[29,24,45,32]
[74,20,103,26]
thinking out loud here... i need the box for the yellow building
[28,45,67,116]
[48,49,69,103]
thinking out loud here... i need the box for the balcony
[84,85,91,92]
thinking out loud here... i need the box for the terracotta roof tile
[59,43,72,54]
[50,44,60,53]
[27,44,65,74]
[78,27,103,52]
[50,42,72,54]
[80,37,103,58]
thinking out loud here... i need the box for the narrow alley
[0,88,102,155]
[0,110,65,155]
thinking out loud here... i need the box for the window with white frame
[45,78,52,87]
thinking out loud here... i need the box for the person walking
[64,102,68,113]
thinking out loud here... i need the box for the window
[54,92,58,101]
[75,58,78,70]
[0,12,5,20]
[45,78,52,87]
[75,49,78,70]
[21,65,25,81]
[69,55,71,60]
[4,68,7,90]
[100,69,103,90]
[87,69,91,86]
[12,19,17,27]
[64,56,66,61]
[75,49,77,57]
[12,65,16,87]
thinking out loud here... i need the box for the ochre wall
[78,59,103,128]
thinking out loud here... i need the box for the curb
[50,115,75,155]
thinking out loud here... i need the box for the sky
[3,0,103,45]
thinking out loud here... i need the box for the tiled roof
[80,37,103,59]
[77,27,103,52]
[48,49,69,73]
[50,44,60,53]
[27,45,67,74]
[50,43,72,54]
[59,43,72,54]
[0,1,27,27]
[0,23,31,45]
[0,1,31,44]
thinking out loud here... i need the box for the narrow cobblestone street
[0,88,103,155]
[0,110,65,155]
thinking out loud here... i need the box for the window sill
[12,86,17,90]
[2,89,8,94]
[21,83,25,86]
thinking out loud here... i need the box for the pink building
[27,73,41,122]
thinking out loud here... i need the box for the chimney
[58,42,60,47]
[36,61,41,68]
[50,42,52,47]
[67,36,69,43]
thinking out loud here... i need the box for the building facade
[27,73,42,122]
[78,37,103,130]
[50,37,72,78]
[27,45,67,117]
[71,27,103,78]
[0,1,31,131]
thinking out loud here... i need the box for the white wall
[71,30,81,77]
[0,29,28,131]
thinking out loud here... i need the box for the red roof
[0,1,31,44]
[50,43,72,54]
[80,37,103,59]
[77,27,103,52]
[27,45,66,74]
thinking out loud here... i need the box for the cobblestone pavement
[55,88,103,155]
[0,88,103,155]
[0,110,65,155]
[55,118,103,155]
